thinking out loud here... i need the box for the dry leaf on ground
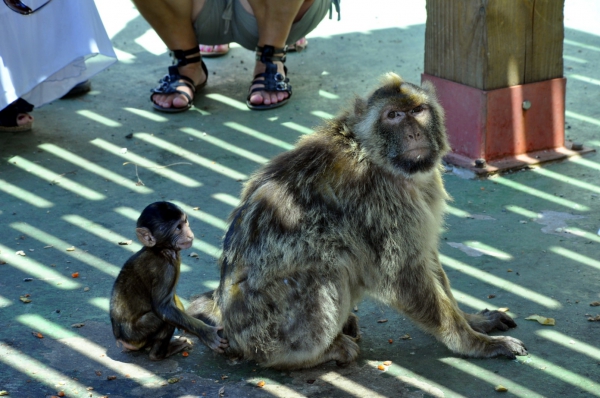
[525,314,556,326]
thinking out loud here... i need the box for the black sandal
[0,98,34,132]
[246,45,292,111]
[151,48,208,113]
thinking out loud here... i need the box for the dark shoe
[246,45,292,111]
[61,80,92,98]
[151,48,208,113]
[0,98,34,132]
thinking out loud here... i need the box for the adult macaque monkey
[188,73,527,369]
[110,201,228,360]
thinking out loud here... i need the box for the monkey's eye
[410,105,424,114]
[387,111,396,119]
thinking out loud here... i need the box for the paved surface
[1,1,599,397]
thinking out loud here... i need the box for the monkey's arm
[150,265,228,352]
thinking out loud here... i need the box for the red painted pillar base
[421,74,594,176]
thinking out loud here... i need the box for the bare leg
[131,0,207,110]
[243,0,314,107]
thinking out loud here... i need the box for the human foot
[199,44,229,57]
[0,98,34,132]
[288,37,308,52]
[151,48,208,113]
[247,46,292,110]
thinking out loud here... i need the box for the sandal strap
[248,45,292,95]
[255,45,287,63]
[0,98,34,127]
[170,47,202,67]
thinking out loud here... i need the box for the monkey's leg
[221,271,359,369]
[147,322,192,361]
[395,262,527,359]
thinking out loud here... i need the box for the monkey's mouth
[405,147,432,159]
[180,239,194,249]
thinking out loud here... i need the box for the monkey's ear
[136,227,156,247]
[354,97,368,117]
[421,80,438,98]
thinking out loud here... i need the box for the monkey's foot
[466,309,517,333]
[483,336,528,359]
[149,337,192,361]
[323,333,360,367]
[342,313,361,341]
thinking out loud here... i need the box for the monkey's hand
[465,309,517,334]
[197,324,229,353]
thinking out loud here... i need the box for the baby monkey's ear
[136,227,156,247]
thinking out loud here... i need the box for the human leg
[244,0,314,108]
[131,0,207,111]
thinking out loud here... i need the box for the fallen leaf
[488,294,496,299]
[218,386,225,396]
[400,334,412,340]
[58,391,65,397]
[0,390,9,396]
[189,252,199,258]
[66,247,75,252]
[377,364,386,371]
[383,360,392,366]
[221,375,228,380]
[86,387,94,391]
[106,375,117,381]
[83,287,90,292]
[256,381,266,388]
[193,207,200,211]
[587,315,600,322]
[16,250,26,256]
[71,323,85,328]
[388,339,393,344]
[71,272,79,278]
[525,314,556,326]
[20,296,32,303]
[23,278,33,282]
[0,261,6,265]
[497,307,510,313]
[167,378,179,384]
[182,351,189,357]
[377,319,388,323]
[118,240,133,246]
[33,332,43,339]
[507,269,512,272]
[44,245,53,249]
[495,385,508,392]
[95,371,102,377]
[307,379,316,384]
[590,301,600,307]
[353,306,358,312]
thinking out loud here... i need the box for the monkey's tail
[186,290,222,326]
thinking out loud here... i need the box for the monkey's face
[171,215,194,250]
[356,78,449,177]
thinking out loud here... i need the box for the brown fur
[188,73,527,369]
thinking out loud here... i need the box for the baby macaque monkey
[110,201,227,360]
[188,73,527,369]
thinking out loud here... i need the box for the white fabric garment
[0,0,117,109]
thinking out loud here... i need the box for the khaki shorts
[193,0,334,51]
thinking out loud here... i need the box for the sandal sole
[0,121,33,132]
[246,98,290,111]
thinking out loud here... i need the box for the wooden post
[422,0,593,176]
